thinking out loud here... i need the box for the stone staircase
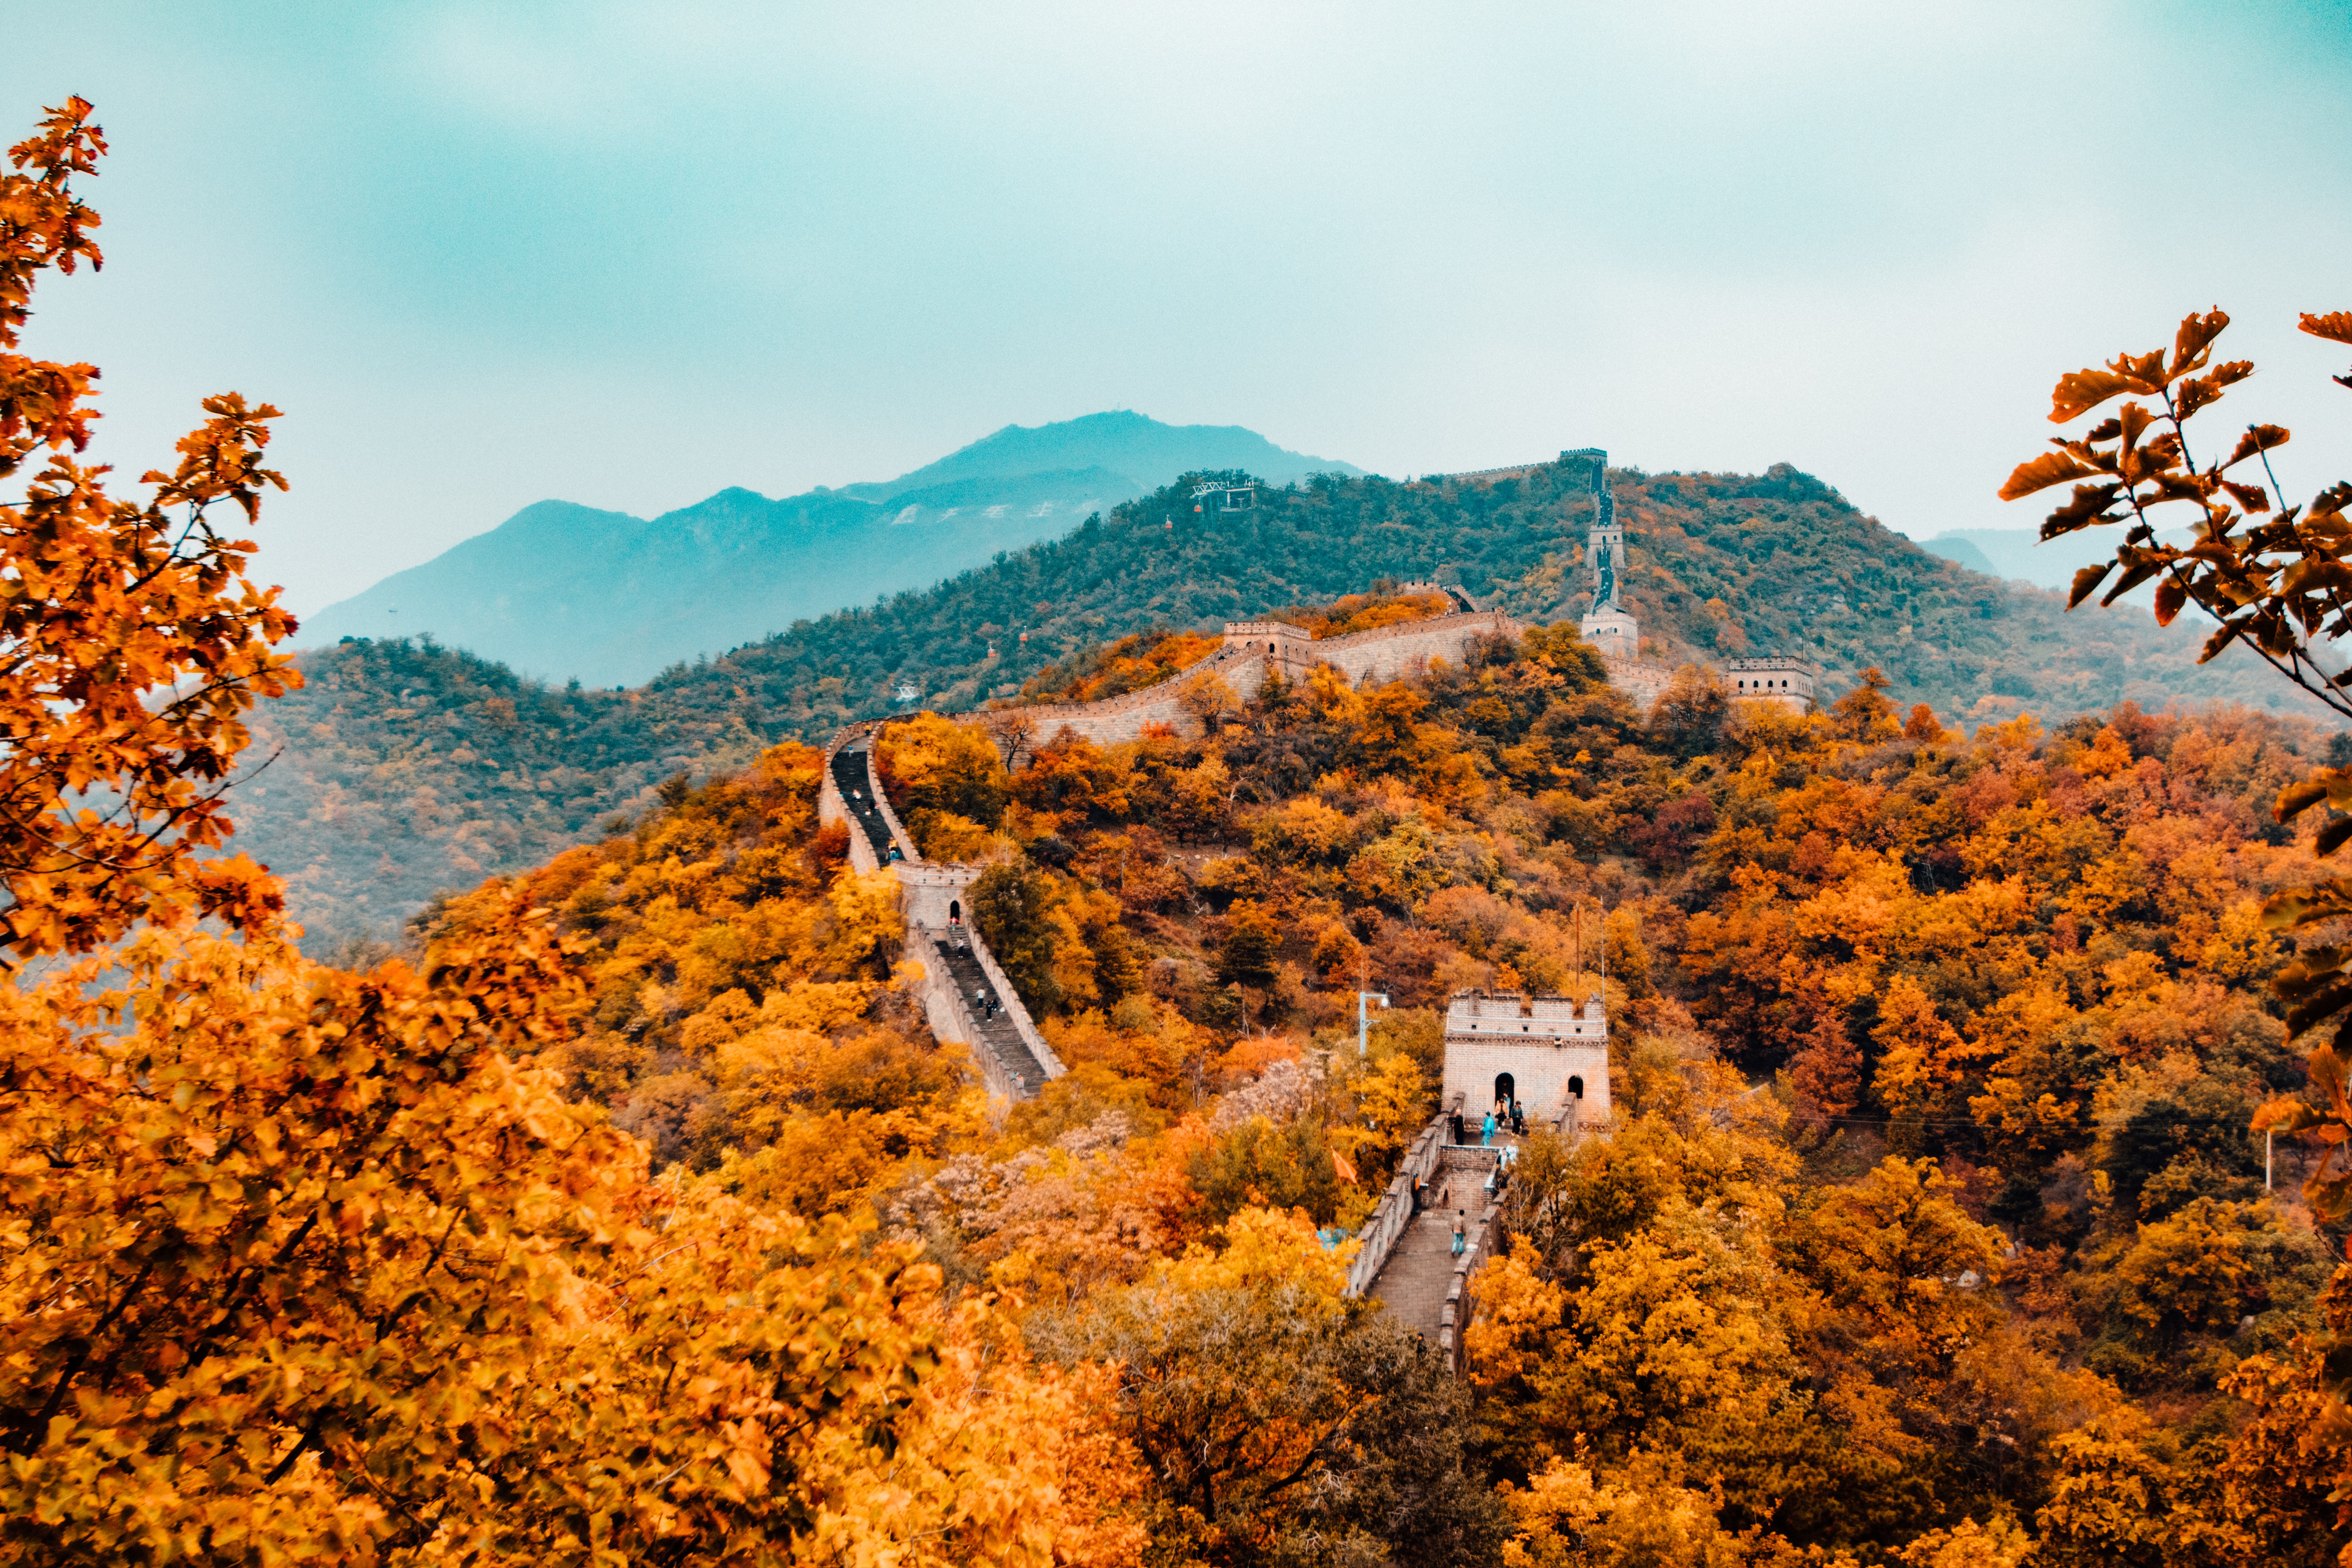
[922,927,1050,1096]
[818,724,1062,1102]
[829,743,902,865]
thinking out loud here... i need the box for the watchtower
[1440,989,1611,1131]
[1572,449,1638,660]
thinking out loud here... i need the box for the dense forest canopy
[233,462,2315,952]
[417,601,2352,1564]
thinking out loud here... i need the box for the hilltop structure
[1440,988,1611,1132]
[1430,450,1821,713]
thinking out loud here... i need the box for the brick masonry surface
[1441,991,1613,1126]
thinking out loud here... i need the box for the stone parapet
[1440,1191,1503,1377]
[860,746,921,863]
[1344,1114,1450,1299]
[969,606,1522,755]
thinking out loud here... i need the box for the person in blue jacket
[1480,1109,1495,1146]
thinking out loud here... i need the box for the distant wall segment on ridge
[973,608,1523,752]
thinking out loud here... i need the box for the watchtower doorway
[1568,1074,1585,1100]
[948,898,962,925]
[1494,1072,1515,1111]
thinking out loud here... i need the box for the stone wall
[1312,609,1518,686]
[819,723,1062,1102]
[817,720,886,873]
[1442,1178,1503,1376]
[975,646,1266,751]
[1605,657,1677,714]
[1344,1114,1451,1299]
[901,922,1067,1101]
[971,608,1523,754]
[1722,656,1819,711]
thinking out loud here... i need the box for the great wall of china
[815,449,1822,1109]
[813,588,1523,1106]
[812,448,1824,1367]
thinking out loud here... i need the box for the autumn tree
[1033,1209,1507,1565]
[0,96,300,957]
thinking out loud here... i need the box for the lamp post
[1358,991,1389,1057]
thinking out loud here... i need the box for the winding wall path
[818,722,1063,1102]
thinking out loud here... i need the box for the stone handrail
[1439,1192,1504,1376]
[1344,1114,1452,1299]
[902,924,1033,1101]
[860,745,923,864]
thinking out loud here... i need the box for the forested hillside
[413,606,2352,1563]
[238,460,2316,949]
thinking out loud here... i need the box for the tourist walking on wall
[1451,1210,1466,1256]
[1481,1109,1495,1147]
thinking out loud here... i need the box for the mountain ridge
[834,409,1362,501]
[301,412,1361,685]
[234,457,2322,953]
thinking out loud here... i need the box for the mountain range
[234,456,2321,954]
[299,412,1361,686]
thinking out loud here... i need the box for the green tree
[971,860,1063,1013]
[1189,1115,1343,1227]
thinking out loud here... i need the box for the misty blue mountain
[300,412,1361,687]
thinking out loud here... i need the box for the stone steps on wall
[925,929,1051,1095]
[829,744,900,865]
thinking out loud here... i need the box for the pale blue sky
[8,2,2350,615]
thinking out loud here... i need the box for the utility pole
[1359,991,1389,1058]
[2267,1130,2273,1191]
